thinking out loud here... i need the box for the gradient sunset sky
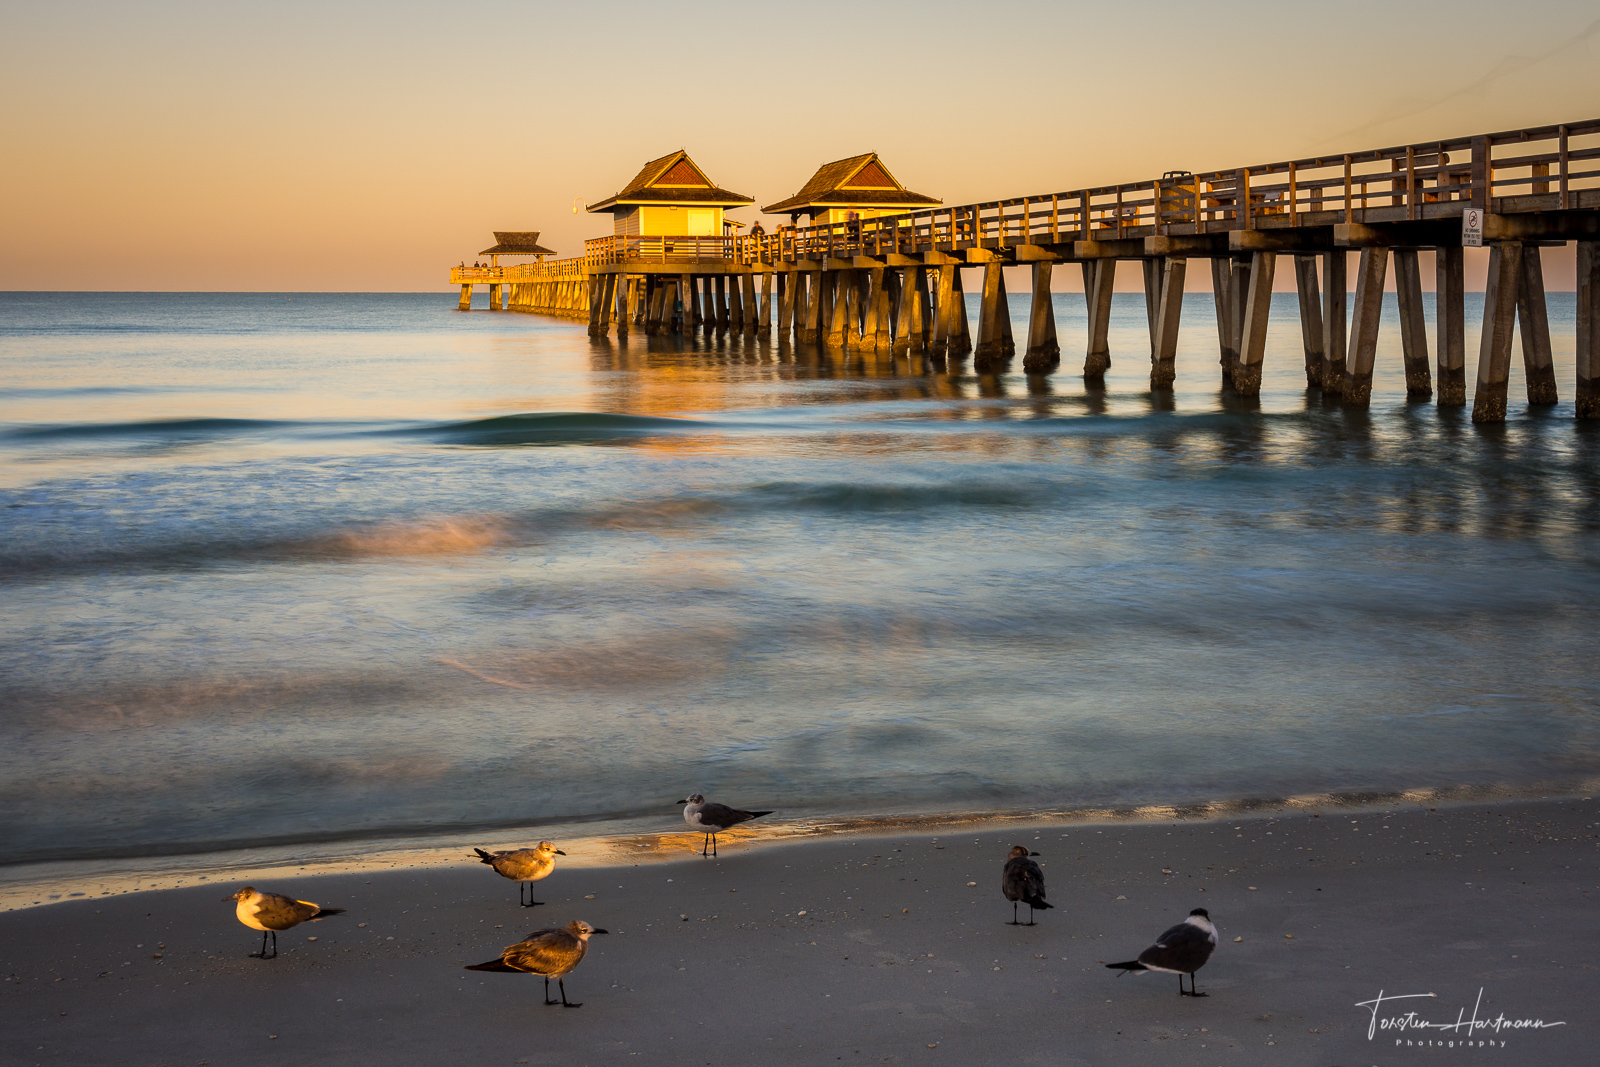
[4,1,1598,291]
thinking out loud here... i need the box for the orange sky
[3,1,1597,292]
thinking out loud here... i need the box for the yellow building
[762,152,940,226]
[587,150,753,237]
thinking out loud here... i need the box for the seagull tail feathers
[746,811,774,819]
[1105,960,1146,972]
[465,959,521,972]
[310,907,345,920]
[1024,895,1053,909]
[473,848,496,864]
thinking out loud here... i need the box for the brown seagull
[465,919,609,1007]
[473,841,565,907]
[1001,845,1053,925]
[225,886,344,959]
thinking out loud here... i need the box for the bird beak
[592,928,610,935]
[221,896,233,902]
[1030,851,1040,856]
[675,799,688,805]
[554,850,566,856]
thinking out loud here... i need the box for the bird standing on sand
[1104,907,1218,996]
[473,842,566,907]
[465,920,608,1007]
[225,886,344,959]
[1001,844,1053,925]
[678,793,772,857]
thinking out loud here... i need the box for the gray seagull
[1105,907,1219,996]
[225,886,344,959]
[678,793,773,857]
[1001,844,1053,925]
[465,919,608,1007]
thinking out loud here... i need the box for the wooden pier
[450,120,1600,421]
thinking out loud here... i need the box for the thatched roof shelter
[762,153,940,220]
[479,232,556,256]
[587,150,753,212]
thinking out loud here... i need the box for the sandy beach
[2,796,1595,1066]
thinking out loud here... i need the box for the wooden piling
[587,276,605,335]
[1321,251,1348,396]
[741,273,759,333]
[1578,241,1599,418]
[1211,258,1235,387]
[1292,255,1324,388]
[931,264,956,355]
[1234,251,1277,397]
[759,272,773,332]
[862,266,885,348]
[997,267,1014,357]
[458,283,472,311]
[1343,248,1389,406]
[826,270,851,347]
[1227,258,1251,389]
[880,268,899,350]
[975,260,1006,364]
[1150,257,1186,390]
[1516,245,1557,404]
[1142,259,1161,358]
[1393,250,1432,399]
[897,266,929,355]
[799,270,822,343]
[614,274,631,335]
[1435,246,1465,405]
[1023,261,1060,372]
[662,277,681,333]
[713,276,728,328]
[1471,242,1524,423]
[1084,260,1115,379]
[777,271,794,336]
[947,267,972,356]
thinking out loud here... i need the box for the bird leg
[250,930,270,959]
[519,883,544,908]
[1007,901,1020,925]
[701,833,709,857]
[712,833,718,858]
[559,978,581,1008]
[1179,973,1208,997]
[543,976,558,1006]
[1027,903,1036,927]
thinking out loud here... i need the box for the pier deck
[451,119,1600,421]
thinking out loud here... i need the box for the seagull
[225,886,344,959]
[465,920,608,1007]
[1104,907,1219,996]
[1001,845,1053,925]
[678,793,773,857]
[473,842,566,907]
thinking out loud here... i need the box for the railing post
[1470,135,1489,211]
[1406,146,1416,220]
[1559,125,1570,209]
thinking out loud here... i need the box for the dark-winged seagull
[678,793,773,857]
[1001,844,1054,925]
[226,886,344,959]
[1104,907,1219,996]
[473,841,566,907]
[465,919,608,1007]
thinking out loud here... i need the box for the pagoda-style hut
[587,150,753,237]
[762,152,940,226]
[478,231,556,267]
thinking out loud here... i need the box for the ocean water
[2,289,1597,872]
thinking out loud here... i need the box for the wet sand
[3,797,1596,1066]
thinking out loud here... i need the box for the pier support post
[1142,259,1160,356]
[895,267,927,355]
[489,284,504,311]
[645,277,667,335]
[947,267,971,356]
[615,274,631,335]
[742,273,759,333]
[862,266,886,348]
[826,271,852,347]
[587,276,605,335]
[1083,260,1115,378]
[1471,242,1524,423]
[663,278,681,333]
[1293,255,1324,388]
[1023,261,1060,372]
[881,268,900,350]
[975,260,1006,365]
[679,274,697,329]
[458,283,473,311]
[1211,258,1236,388]
[931,264,956,355]
[1343,248,1389,407]
[1394,250,1432,400]
[712,276,727,329]
[800,270,822,343]
[1234,251,1276,397]
[759,272,773,333]
[777,272,794,336]
[631,277,646,327]
[997,267,1014,356]
[1150,257,1186,390]
[1436,247,1466,405]
[1516,245,1557,404]
[1578,241,1600,418]
[1321,252,1348,395]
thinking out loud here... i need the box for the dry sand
[3,797,1596,1066]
